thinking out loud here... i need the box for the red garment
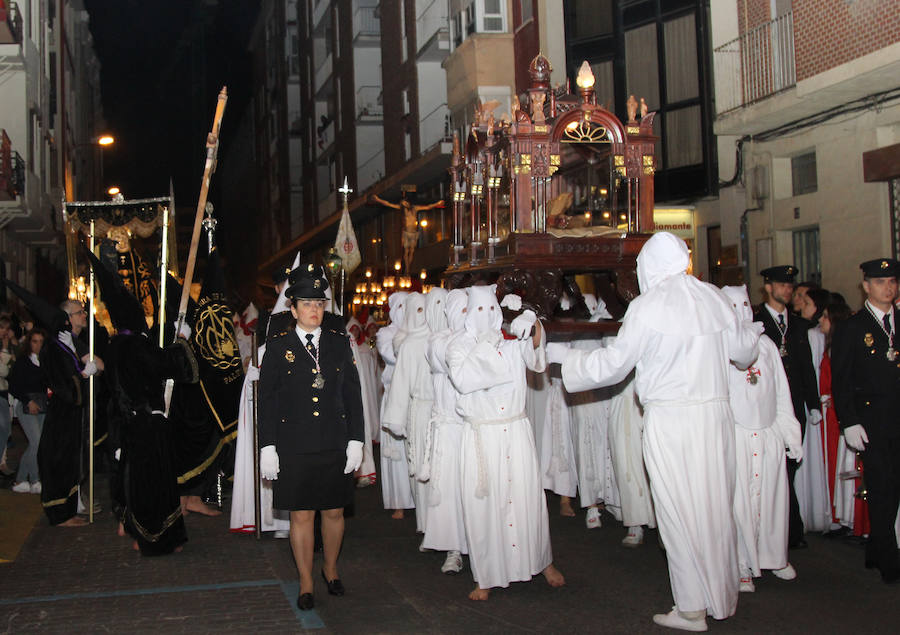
[820,354,841,523]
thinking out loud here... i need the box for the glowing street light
[107,186,120,196]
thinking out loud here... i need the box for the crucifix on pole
[338,177,353,209]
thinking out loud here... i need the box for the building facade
[1,0,104,299]
[711,0,900,305]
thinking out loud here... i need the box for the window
[792,227,821,286]
[570,0,613,40]
[452,12,463,46]
[791,151,817,196]
[400,0,407,63]
[333,6,340,58]
[482,0,504,32]
[517,0,533,27]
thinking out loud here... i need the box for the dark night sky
[82,0,258,203]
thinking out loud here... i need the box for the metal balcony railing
[714,11,796,114]
[419,103,451,152]
[0,1,23,46]
[356,85,383,120]
[353,6,380,40]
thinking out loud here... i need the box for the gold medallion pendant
[864,333,874,347]
[312,372,325,389]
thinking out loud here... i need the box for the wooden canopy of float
[443,56,659,338]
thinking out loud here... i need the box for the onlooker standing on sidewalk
[0,314,18,477]
[8,328,47,492]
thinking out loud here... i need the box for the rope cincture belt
[644,397,728,409]
[423,411,463,506]
[463,411,527,499]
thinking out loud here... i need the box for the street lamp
[107,186,120,196]
[97,135,115,146]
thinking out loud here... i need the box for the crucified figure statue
[370,192,445,273]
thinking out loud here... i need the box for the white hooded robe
[447,285,552,590]
[559,232,759,620]
[723,285,801,578]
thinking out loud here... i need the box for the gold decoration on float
[562,120,609,143]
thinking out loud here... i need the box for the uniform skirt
[273,449,354,511]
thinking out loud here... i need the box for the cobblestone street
[3,439,900,635]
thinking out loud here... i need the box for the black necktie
[777,313,785,331]
[305,333,317,358]
[884,313,892,334]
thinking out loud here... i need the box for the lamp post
[72,135,115,199]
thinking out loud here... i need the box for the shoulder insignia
[285,350,295,362]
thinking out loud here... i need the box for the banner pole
[88,220,95,524]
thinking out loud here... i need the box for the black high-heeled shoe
[321,569,345,596]
[296,592,315,611]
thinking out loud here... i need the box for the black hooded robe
[38,335,89,525]
[107,333,198,556]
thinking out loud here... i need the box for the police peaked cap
[271,265,292,286]
[860,258,900,278]
[285,263,329,300]
[760,265,798,284]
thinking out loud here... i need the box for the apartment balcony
[353,5,380,46]
[715,9,900,137]
[356,85,383,123]
[0,129,24,201]
[0,1,22,45]
[314,52,333,97]
[714,12,795,115]
[311,0,329,33]
[419,103,451,152]
[416,1,449,62]
[315,118,335,161]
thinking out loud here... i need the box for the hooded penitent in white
[384,291,436,533]
[377,290,415,511]
[446,284,554,590]
[722,285,801,580]
[560,232,760,622]
[421,287,470,555]
[231,250,302,534]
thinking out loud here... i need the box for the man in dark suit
[832,258,900,584]
[754,265,821,549]
[257,264,364,611]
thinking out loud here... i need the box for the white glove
[260,445,280,480]
[546,342,568,365]
[786,442,803,462]
[509,309,537,340]
[176,321,192,340]
[808,409,822,426]
[477,329,503,348]
[245,363,260,383]
[745,320,765,338]
[499,294,522,311]
[344,440,364,474]
[843,425,869,452]
[81,360,98,377]
[559,295,573,311]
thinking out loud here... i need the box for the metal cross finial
[338,177,353,208]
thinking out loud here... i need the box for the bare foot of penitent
[542,564,565,587]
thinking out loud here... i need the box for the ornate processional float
[444,55,659,339]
